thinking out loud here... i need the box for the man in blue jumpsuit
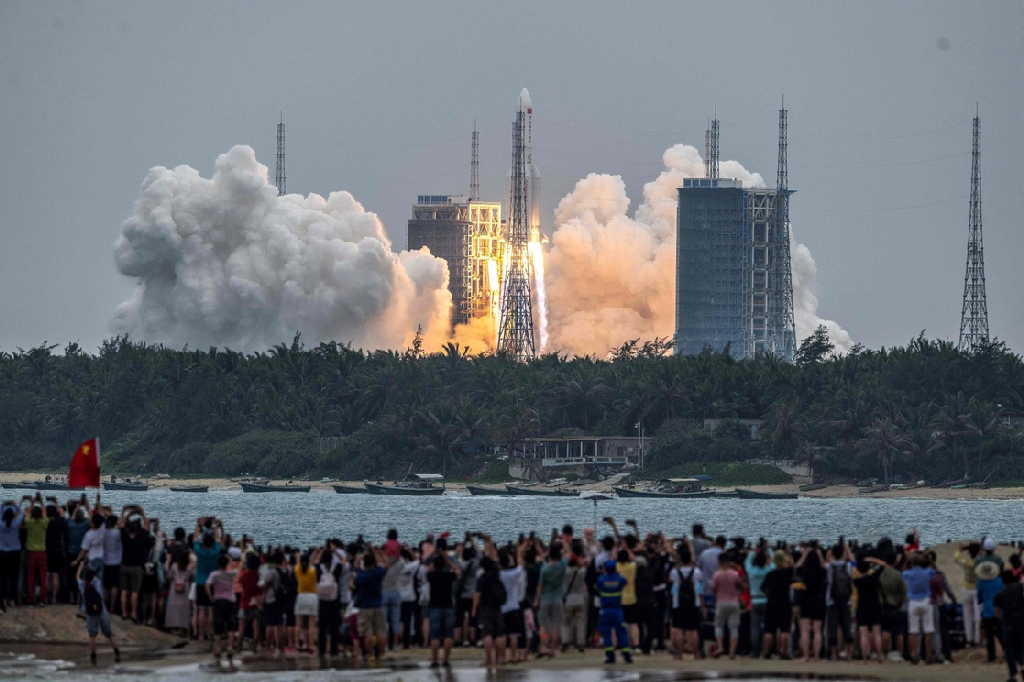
[596,560,633,664]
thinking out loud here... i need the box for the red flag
[68,438,100,489]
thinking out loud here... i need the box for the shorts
[800,594,826,621]
[213,598,238,635]
[263,601,284,627]
[196,584,213,607]
[907,598,934,634]
[882,605,906,636]
[827,602,853,641]
[857,603,882,628]
[429,607,456,640]
[358,607,387,638]
[538,601,564,633]
[622,603,640,624]
[502,608,525,637]
[46,551,64,573]
[477,606,504,638]
[456,597,475,626]
[672,605,701,631]
[102,565,120,591]
[764,602,792,634]
[86,610,112,638]
[714,602,741,637]
[294,592,318,617]
[120,565,144,593]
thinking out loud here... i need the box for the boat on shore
[103,481,149,491]
[798,483,829,492]
[858,484,890,494]
[735,488,798,500]
[613,478,715,499]
[364,482,445,495]
[505,485,578,497]
[240,482,310,493]
[332,484,367,494]
[169,485,208,493]
[466,485,506,496]
[612,486,716,499]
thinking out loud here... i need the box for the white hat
[982,537,996,551]
[228,546,242,559]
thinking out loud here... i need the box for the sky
[0,0,1022,353]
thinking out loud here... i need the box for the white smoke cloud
[112,145,452,351]
[544,143,851,357]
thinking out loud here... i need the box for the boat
[332,484,367,494]
[505,485,578,497]
[858,484,890,494]
[2,480,71,491]
[169,485,208,493]
[798,483,829,492]
[713,490,740,498]
[612,486,716,499]
[103,481,149,491]
[240,482,310,493]
[364,482,445,496]
[580,490,617,501]
[466,485,506,496]
[735,488,798,500]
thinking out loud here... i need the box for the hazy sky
[1,1,1021,353]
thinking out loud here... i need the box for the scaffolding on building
[274,113,286,196]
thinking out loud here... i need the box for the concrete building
[508,436,650,480]
[674,177,795,360]
[407,195,505,328]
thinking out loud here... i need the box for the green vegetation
[2,328,1023,484]
[648,462,792,486]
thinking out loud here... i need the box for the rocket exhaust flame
[529,240,548,352]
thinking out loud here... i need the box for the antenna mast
[470,121,480,201]
[275,113,286,195]
[705,112,720,180]
[959,107,989,351]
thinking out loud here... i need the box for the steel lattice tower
[704,115,720,179]
[497,89,537,361]
[470,121,480,201]
[959,109,989,351]
[775,100,797,360]
[275,113,286,195]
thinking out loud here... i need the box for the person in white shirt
[669,541,704,659]
[77,514,107,579]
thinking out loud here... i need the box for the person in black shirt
[994,569,1024,681]
[796,545,827,661]
[44,504,67,604]
[853,557,885,662]
[119,508,154,622]
[473,536,507,668]
[760,550,794,659]
[426,552,461,667]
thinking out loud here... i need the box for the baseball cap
[228,546,242,560]
[982,537,996,551]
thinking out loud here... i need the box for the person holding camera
[120,505,154,622]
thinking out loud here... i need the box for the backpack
[676,567,696,607]
[84,580,104,616]
[317,566,338,601]
[276,568,297,604]
[830,563,852,603]
[172,568,188,594]
[482,571,507,607]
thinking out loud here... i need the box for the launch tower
[275,113,286,195]
[958,108,989,351]
[497,89,537,360]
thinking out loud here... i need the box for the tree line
[1,327,1022,483]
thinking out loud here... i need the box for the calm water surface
[57,488,1024,546]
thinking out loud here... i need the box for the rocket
[518,89,542,240]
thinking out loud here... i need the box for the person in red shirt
[710,554,747,659]
[236,553,263,652]
[383,529,401,560]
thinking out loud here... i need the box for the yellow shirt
[617,561,637,606]
[295,564,317,594]
[24,516,49,552]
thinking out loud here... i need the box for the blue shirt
[0,505,24,552]
[192,541,222,585]
[596,573,627,610]
[902,567,935,602]
[354,566,386,608]
[66,518,89,554]
[745,555,772,606]
[978,577,1003,618]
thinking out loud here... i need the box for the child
[77,563,121,666]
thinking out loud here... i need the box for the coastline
[3,472,1023,500]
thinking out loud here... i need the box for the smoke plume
[545,144,851,356]
[113,145,453,351]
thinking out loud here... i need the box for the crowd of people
[1,493,1024,679]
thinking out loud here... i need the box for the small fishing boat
[364,482,445,495]
[798,483,829,492]
[466,485,506,496]
[505,485,578,497]
[240,482,310,493]
[2,480,71,491]
[612,486,716,499]
[169,485,208,493]
[580,490,617,501]
[332,484,367,494]
[858,484,890,494]
[735,488,798,500]
[103,481,149,491]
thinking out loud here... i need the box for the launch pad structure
[675,104,796,361]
